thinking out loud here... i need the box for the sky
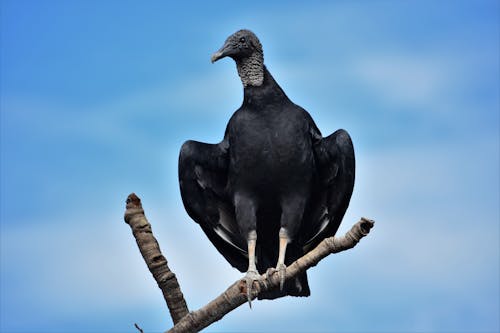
[0,0,499,332]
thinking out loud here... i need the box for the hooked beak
[211,42,235,63]
[210,50,225,63]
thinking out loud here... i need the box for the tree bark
[124,193,189,324]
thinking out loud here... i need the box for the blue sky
[1,0,498,332]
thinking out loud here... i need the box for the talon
[245,277,252,308]
[277,263,286,291]
[243,269,260,308]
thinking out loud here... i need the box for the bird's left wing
[300,114,355,252]
[178,140,248,272]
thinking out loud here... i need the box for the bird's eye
[239,37,246,43]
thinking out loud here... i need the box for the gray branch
[167,217,374,333]
[124,193,189,324]
[123,193,374,333]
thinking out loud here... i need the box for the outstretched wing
[301,129,355,252]
[178,140,248,272]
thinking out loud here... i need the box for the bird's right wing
[178,140,248,272]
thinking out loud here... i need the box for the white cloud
[353,54,449,108]
[339,135,499,290]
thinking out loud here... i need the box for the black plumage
[179,30,355,300]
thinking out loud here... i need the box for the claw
[245,277,253,308]
[243,269,260,308]
[277,263,286,291]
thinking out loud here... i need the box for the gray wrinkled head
[211,29,263,63]
[211,30,264,87]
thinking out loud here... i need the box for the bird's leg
[234,195,259,307]
[246,230,258,274]
[244,230,259,307]
[276,227,289,291]
[276,196,305,292]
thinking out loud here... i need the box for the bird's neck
[236,52,264,87]
[242,66,288,107]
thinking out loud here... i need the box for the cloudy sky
[1,0,498,332]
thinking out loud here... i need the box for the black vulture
[178,30,355,302]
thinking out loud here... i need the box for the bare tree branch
[166,217,375,333]
[124,193,189,324]
[123,193,374,333]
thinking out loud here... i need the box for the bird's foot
[277,263,286,291]
[243,269,260,308]
[264,265,286,291]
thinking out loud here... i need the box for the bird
[178,29,355,303]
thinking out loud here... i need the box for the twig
[134,323,144,333]
[166,217,375,333]
[124,193,189,324]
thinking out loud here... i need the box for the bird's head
[211,29,265,87]
[211,29,263,64]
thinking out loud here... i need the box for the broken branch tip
[126,193,142,209]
